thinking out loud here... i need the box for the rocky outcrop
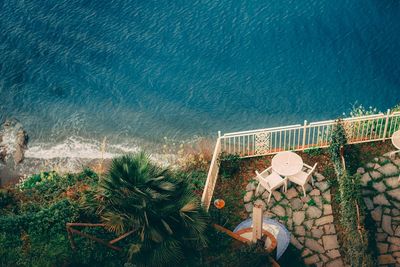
[0,119,28,165]
[0,119,29,185]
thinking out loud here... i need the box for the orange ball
[214,199,225,209]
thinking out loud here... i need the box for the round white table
[272,151,303,177]
[392,130,400,150]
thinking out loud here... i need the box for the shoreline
[0,120,214,186]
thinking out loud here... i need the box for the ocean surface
[1,0,400,157]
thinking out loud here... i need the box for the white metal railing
[201,109,400,210]
[220,110,400,158]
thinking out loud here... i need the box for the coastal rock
[0,119,28,165]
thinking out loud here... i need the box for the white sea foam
[24,136,177,167]
[25,136,118,159]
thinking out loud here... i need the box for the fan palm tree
[85,152,208,266]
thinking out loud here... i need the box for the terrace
[202,110,400,266]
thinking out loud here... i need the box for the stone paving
[244,171,345,266]
[359,154,400,266]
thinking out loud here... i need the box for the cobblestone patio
[244,171,344,266]
[359,154,400,266]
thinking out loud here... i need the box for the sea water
[1,0,399,157]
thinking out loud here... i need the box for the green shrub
[337,173,376,267]
[0,170,121,267]
[328,121,376,267]
[0,189,15,210]
[304,147,323,157]
[175,169,207,193]
[328,120,347,175]
[219,153,241,178]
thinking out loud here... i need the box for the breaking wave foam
[25,136,139,159]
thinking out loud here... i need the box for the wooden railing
[201,137,221,211]
[201,110,400,210]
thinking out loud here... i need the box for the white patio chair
[390,130,400,159]
[288,163,318,197]
[255,167,287,204]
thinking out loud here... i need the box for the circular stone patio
[244,172,344,267]
[359,154,400,266]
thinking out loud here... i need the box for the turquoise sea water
[1,0,400,155]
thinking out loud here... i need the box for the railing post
[382,109,391,141]
[218,131,221,138]
[302,120,307,149]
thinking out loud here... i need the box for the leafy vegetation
[218,153,241,178]
[0,152,271,266]
[304,147,324,157]
[84,153,208,266]
[328,119,347,175]
[0,170,123,267]
[328,120,376,267]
